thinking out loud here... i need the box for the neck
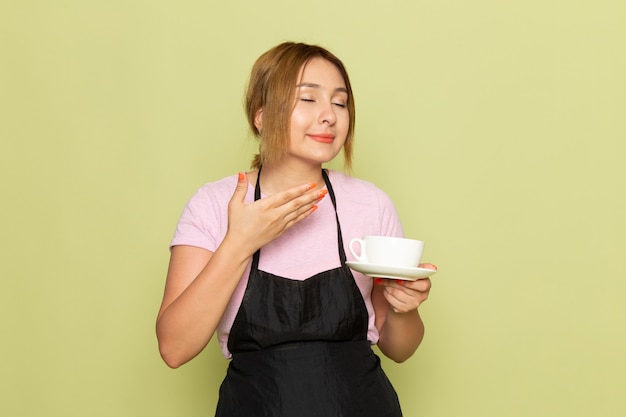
[258,162,326,195]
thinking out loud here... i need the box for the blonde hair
[245,42,356,170]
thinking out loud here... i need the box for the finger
[281,197,322,230]
[383,280,429,301]
[383,289,417,313]
[230,172,249,205]
[384,285,428,312]
[250,187,322,237]
[420,278,432,292]
[405,278,431,293]
[418,263,437,270]
[270,182,318,206]
[270,188,326,224]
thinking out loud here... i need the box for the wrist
[387,305,420,317]
[218,233,257,264]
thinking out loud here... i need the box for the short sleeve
[374,187,405,239]
[170,182,230,253]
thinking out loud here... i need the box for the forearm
[377,308,425,363]
[156,240,251,368]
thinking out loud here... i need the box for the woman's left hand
[379,263,436,314]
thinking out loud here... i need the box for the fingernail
[396,280,404,285]
[318,190,328,199]
[374,278,383,285]
[310,205,318,213]
[238,172,245,181]
[306,183,317,191]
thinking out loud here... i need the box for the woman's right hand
[157,172,326,368]
[225,172,326,256]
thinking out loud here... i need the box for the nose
[319,101,337,125]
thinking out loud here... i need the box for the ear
[254,108,263,132]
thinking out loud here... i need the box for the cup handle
[349,238,367,262]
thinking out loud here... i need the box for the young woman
[156,42,435,417]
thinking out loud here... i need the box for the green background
[2,1,625,416]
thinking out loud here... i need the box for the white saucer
[346,261,437,281]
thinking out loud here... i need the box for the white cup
[349,236,424,267]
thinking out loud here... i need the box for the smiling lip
[307,133,335,143]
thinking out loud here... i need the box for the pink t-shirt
[171,170,404,358]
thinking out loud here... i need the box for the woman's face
[286,57,350,167]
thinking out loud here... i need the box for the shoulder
[326,170,395,206]
[326,169,403,237]
[170,173,240,250]
[177,173,241,227]
[192,174,239,201]
[327,169,382,192]
[180,173,245,213]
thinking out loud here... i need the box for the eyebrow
[296,83,348,94]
